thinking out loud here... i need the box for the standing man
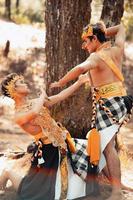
[50,21,133,200]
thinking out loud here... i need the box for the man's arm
[106,23,125,50]
[45,73,90,107]
[50,54,97,88]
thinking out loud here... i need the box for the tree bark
[100,0,124,26]
[3,40,10,58]
[45,0,92,137]
[5,0,11,20]
[45,0,92,84]
[16,0,20,14]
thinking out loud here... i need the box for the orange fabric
[66,132,76,153]
[34,132,44,140]
[34,133,51,144]
[86,128,100,165]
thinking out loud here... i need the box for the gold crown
[81,26,93,40]
[5,75,23,99]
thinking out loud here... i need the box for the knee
[2,168,10,178]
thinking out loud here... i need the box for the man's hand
[39,87,50,103]
[78,73,90,85]
[32,87,49,113]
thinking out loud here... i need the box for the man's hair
[83,21,107,43]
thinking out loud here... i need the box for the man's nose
[82,42,87,49]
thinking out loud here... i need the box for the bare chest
[89,60,121,87]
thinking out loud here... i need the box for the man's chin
[86,48,92,54]
[88,50,92,54]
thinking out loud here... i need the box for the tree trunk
[16,0,20,14]
[45,0,92,84]
[5,0,11,20]
[100,0,124,26]
[3,40,10,58]
[45,0,92,137]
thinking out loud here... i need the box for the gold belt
[97,81,127,98]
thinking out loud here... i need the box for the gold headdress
[81,25,93,40]
[5,75,23,99]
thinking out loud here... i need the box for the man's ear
[93,35,97,41]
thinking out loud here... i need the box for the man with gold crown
[50,21,133,200]
[0,72,104,199]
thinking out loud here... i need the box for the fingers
[49,83,55,89]
[78,73,90,83]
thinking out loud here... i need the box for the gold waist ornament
[97,81,127,99]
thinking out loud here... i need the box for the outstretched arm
[45,73,90,107]
[50,54,97,88]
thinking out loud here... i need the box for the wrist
[106,25,120,37]
[58,79,65,87]
[76,80,83,86]
[43,97,50,107]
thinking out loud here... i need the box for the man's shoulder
[85,53,101,68]
[86,52,99,61]
[96,46,123,61]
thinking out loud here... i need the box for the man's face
[82,37,96,54]
[15,78,30,96]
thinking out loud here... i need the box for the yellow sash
[97,51,124,82]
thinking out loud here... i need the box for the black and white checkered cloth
[69,96,133,182]
[70,139,89,180]
[96,96,127,130]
